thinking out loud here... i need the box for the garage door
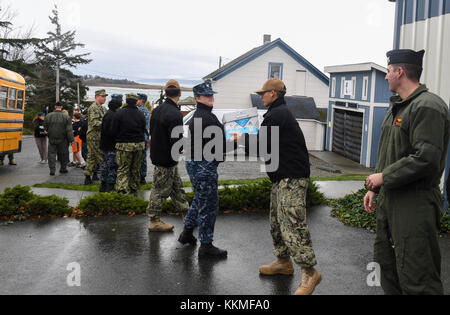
[332,109,363,163]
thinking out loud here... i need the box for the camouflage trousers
[147,165,189,219]
[184,160,219,244]
[84,134,103,176]
[140,138,148,180]
[115,142,145,193]
[270,178,317,268]
[101,150,118,185]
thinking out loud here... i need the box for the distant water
[87,86,194,104]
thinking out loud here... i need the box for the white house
[203,35,330,110]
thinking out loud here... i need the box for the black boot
[198,243,227,259]
[92,173,100,182]
[178,228,197,246]
[99,181,107,192]
[106,183,115,193]
[84,175,92,185]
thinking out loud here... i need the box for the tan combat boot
[259,258,295,276]
[148,218,174,232]
[295,267,322,295]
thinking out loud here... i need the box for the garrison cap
[126,93,139,101]
[193,81,217,96]
[255,78,287,95]
[137,93,148,101]
[387,49,425,68]
[164,79,181,91]
[95,89,108,97]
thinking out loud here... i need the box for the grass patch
[34,177,365,192]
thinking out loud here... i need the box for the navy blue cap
[111,94,123,102]
[138,93,148,101]
[387,49,425,68]
[38,112,45,117]
[193,82,217,96]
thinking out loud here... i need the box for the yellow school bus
[0,67,25,156]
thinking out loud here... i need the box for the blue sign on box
[222,108,259,141]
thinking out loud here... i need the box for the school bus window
[0,86,7,108]
[17,90,24,110]
[8,88,17,109]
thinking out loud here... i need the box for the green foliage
[0,185,34,217]
[162,178,326,215]
[77,193,148,217]
[0,185,70,220]
[441,211,450,234]
[24,195,71,217]
[24,107,39,131]
[331,189,450,234]
[330,188,377,231]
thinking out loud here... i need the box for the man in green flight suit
[364,49,449,295]
[84,89,108,185]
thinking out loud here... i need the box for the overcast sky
[5,0,396,82]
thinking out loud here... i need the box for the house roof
[203,38,329,86]
[324,62,387,74]
[251,94,320,120]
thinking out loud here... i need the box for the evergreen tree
[32,5,91,109]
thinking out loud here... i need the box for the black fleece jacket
[244,97,310,183]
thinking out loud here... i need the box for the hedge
[330,188,450,234]
[0,186,71,221]
[1,180,327,222]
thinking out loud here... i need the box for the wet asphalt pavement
[0,136,448,295]
[1,208,449,295]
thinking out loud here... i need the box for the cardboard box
[222,108,259,141]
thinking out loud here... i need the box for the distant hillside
[82,75,140,86]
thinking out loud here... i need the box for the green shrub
[162,178,326,215]
[330,188,450,234]
[77,193,148,217]
[0,186,71,220]
[0,185,35,217]
[24,195,71,217]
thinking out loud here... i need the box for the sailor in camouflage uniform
[99,94,122,193]
[147,80,190,232]
[137,93,151,184]
[111,93,146,195]
[236,79,321,295]
[84,89,108,185]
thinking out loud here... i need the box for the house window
[362,77,369,100]
[331,77,336,98]
[351,77,356,99]
[268,63,283,80]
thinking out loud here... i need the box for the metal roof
[324,62,387,74]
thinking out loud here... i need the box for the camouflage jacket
[87,102,108,138]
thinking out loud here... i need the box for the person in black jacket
[99,94,122,192]
[179,81,229,259]
[147,80,190,232]
[34,113,48,164]
[111,93,146,195]
[235,79,321,295]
